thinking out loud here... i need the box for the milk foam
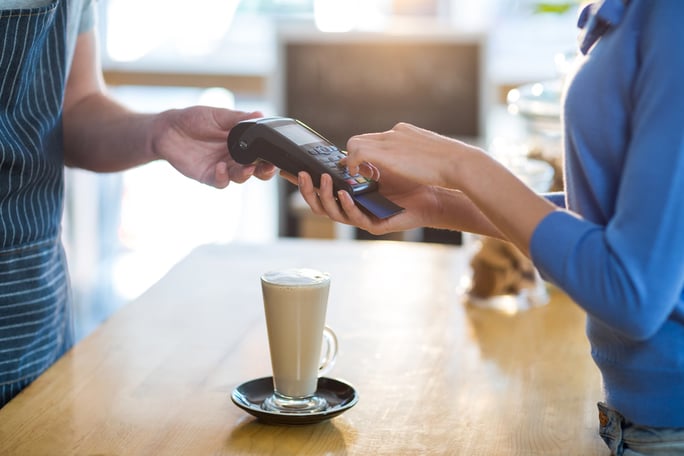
[262,268,330,287]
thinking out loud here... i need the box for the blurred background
[63,0,580,339]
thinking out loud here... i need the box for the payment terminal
[228,117,404,219]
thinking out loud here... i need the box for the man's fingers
[280,170,298,186]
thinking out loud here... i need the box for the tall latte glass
[260,268,338,413]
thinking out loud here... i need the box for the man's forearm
[62,92,159,172]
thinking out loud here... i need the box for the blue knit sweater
[530,0,684,428]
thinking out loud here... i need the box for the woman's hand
[293,165,441,236]
[343,122,480,190]
[290,122,476,235]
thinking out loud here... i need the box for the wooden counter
[0,239,605,455]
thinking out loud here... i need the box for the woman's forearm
[450,151,556,255]
[428,186,505,239]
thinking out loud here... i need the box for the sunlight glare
[106,0,164,62]
[314,0,361,32]
[170,0,240,56]
[105,0,239,62]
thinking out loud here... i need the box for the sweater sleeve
[530,3,684,341]
[543,192,566,208]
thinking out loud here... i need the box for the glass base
[262,392,328,414]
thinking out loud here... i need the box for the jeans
[598,402,684,455]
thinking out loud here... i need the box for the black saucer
[231,376,358,425]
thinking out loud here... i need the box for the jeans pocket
[598,402,624,455]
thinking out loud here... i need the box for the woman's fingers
[315,174,352,221]
[335,189,377,230]
[297,172,326,215]
[297,172,379,228]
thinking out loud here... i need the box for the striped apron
[0,0,74,407]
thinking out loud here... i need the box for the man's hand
[152,107,277,188]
